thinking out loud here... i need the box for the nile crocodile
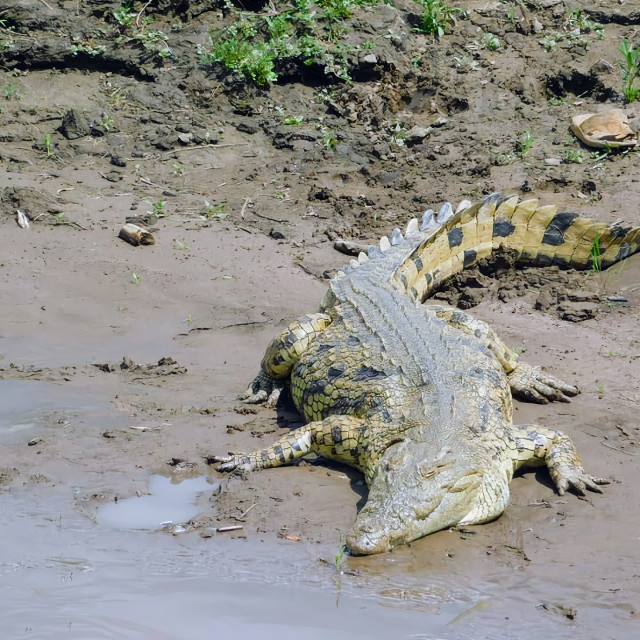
[214,193,639,555]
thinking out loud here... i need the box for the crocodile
[214,193,639,555]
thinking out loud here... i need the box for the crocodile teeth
[437,202,453,224]
[455,199,472,214]
[379,235,391,252]
[406,218,419,234]
[391,228,403,245]
[358,251,369,264]
[367,244,382,258]
[420,209,437,231]
[350,259,359,268]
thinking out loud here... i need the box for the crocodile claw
[552,467,609,496]
[238,372,284,407]
[508,363,578,404]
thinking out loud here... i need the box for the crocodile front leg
[428,305,578,403]
[239,312,331,405]
[512,424,609,495]
[213,415,367,473]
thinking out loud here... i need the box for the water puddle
[97,475,211,530]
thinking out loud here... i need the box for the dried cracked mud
[1,1,639,638]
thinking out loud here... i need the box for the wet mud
[1,1,640,638]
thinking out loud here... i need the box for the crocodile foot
[549,461,610,496]
[508,362,578,404]
[238,371,284,406]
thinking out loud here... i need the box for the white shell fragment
[391,228,403,245]
[16,209,29,229]
[421,209,436,231]
[455,200,472,214]
[406,218,419,234]
[379,235,391,252]
[437,202,453,224]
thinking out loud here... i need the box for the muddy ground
[1,1,639,637]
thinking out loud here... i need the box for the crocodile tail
[393,192,640,301]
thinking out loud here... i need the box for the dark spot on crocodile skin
[346,335,360,347]
[284,330,298,347]
[424,272,432,285]
[291,440,302,452]
[328,365,345,379]
[309,379,328,395]
[463,248,477,268]
[493,220,515,237]
[274,444,285,462]
[287,449,295,461]
[332,425,343,444]
[541,212,578,246]
[353,366,388,381]
[536,253,553,267]
[399,273,408,288]
[448,227,463,248]
[616,242,631,261]
[410,286,419,299]
[261,451,270,462]
[316,342,336,354]
[413,255,424,272]
[380,407,393,423]
[474,329,482,338]
[612,225,631,238]
[350,447,359,458]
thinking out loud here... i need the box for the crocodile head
[345,439,486,555]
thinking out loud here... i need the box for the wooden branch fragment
[118,223,155,246]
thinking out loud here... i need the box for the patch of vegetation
[2,83,22,100]
[482,32,500,51]
[200,0,383,85]
[496,130,535,164]
[562,147,583,164]
[539,10,603,53]
[203,201,228,220]
[112,1,175,61]
[321,128,338,149]
[70,40,107,56]
[589,232,602,272]
[619,38,640,103]
[415,0,467,37]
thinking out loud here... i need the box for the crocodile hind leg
[512,424,609,495]
[428,305,578,403]
[239,313,331,405]
[213,415,367,472]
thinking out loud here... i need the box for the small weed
[283,115,304,125]
[203,201,228,220]
[595,383,605,397]
[416,0,466,37]
[335,533,348,570]
[590,232,602,271]
[184,314,193,324]
[565,9,604,39]
[453,54,479,72]
[390,123,410,147]
[512,346,527,356]
[506,5,516,26]
[101,112,115,132]
[70,41,107,56]
[539,34,560,52]
[483,32,500,51]
[619,38,640,103]
[516,130,534,157]
[360,40,376,50]
[172,162,186,176]
[547,96,568,106]
[2,83,22,100]
[42,133,54,157]
[562,148,583,164]
[130,272,142,285]
[321,128,338,149]
[147,200,166,221]
[52,212,65,222]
